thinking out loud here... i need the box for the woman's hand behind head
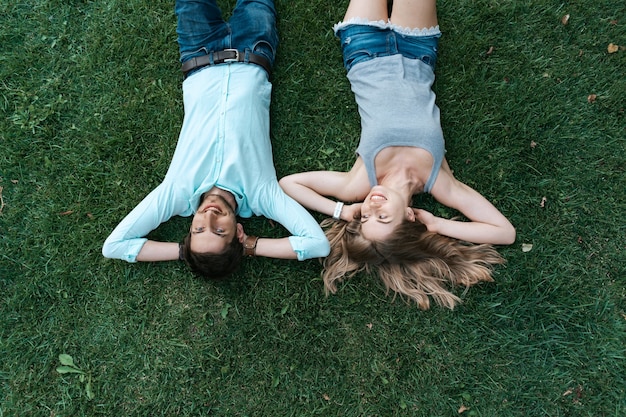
[341,203,363,222]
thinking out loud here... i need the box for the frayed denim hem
[333,18,389,34]
[334,18,441,37]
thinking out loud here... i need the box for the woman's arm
[279,168,368,221]
[427,162,516,245]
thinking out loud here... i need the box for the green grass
[1,0,625,415]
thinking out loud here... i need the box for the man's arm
[103,182,188,262]
[250,182,331,260]
[254,238,298,259]
[135,241,180,261]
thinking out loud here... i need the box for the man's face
[189,194,240,254]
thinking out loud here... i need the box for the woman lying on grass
[279,0,516,310]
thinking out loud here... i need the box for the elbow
[317,236,331,258]
[101,235,143,262]
[102,245,113,259]
[302,239,330,260]
[102,235,123,259]
[501,224,516,245]
[319,240,331,258]
[102,239,115,259]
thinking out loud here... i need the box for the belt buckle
[223,49,240,63]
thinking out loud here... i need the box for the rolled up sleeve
[102,182,190,262]
[258,182,330,261]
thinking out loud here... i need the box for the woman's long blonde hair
[320,218,505,310]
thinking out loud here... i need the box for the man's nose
[199,211,216,226]
[203,209,218,219]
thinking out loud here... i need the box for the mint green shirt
[103,64,329,262]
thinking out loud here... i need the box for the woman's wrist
[428,216,445,234]
[333,201,344,220]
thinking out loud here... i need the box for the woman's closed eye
[361,214,389,222]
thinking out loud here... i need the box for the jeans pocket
[251,40,276,63]
[181,46,209,63]
[344,49,376,71]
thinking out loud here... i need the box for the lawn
[1,0,624,416]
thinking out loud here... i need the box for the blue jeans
[175,0,278,76]
[336,23,441,72]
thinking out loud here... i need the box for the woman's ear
[406,207,416,222]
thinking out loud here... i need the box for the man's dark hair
[181,233,244,279]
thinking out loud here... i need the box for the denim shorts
[175,0,278,75]
[334,20,441,73]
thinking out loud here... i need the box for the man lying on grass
[103,0,329,278]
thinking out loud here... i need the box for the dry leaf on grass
[0,186,4,214]
[458,405,469,413]
[608,43,619,53]
[540,196,547,207]
[59,210,74,216]
[572,385,584,403]
[522,243,533,253]
[561,14,570,25]
[323,394,330,401]
[587,94,597,103]
[530,140,537,149]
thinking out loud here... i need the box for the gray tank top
[350,54,445,193]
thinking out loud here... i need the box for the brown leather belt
[181,49,271,77]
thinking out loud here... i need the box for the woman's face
[189,194,239,253]
[359,186,413,241]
